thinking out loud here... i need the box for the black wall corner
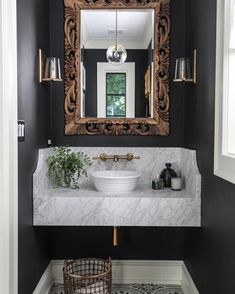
[184,0,235,293]
[17,0,51,293]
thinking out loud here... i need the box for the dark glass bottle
[160,163,177,188]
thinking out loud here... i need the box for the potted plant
[47,146,92,189]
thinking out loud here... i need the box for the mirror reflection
[80,9,154,118]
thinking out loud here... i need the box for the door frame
[0,0,18,293]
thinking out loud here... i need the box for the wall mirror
[64,0,170,136]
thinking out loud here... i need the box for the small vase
[160,163,177,188]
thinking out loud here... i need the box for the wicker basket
[63,258,112,294]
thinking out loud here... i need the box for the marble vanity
[33,147,201,227]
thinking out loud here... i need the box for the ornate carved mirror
[64,0,170,136]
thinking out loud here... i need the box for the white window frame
[97,62,135,118]
[214,0,235,184]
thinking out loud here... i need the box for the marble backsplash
[33,147,201,198]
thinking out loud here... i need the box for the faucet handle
[92,153,107,161]
[127,153,134,161]
[127,153,140,161]
[100,153,107,161]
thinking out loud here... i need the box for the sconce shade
[39,49,62,83]
[173,49,197,84]
[44,57,62,81]
[174,57,192,82]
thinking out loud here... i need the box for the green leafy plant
[47,146,92,189]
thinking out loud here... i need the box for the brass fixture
[39,49,62,83]
[113,226,118,246]
[173,49,197,84]
[92,153,140,162]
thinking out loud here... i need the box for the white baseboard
[33,262,53,294]
[112,260,182,285]
[52,260,182,285]
[33,260,199,294]
[181,263,199,294]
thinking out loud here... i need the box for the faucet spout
[113,226,118,246]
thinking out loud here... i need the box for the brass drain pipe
[113,226,118,246]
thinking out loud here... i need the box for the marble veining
[33,147,201,227]
[34,147,200,196]
[34,194,200,226]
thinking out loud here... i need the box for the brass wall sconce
[39,49,62,83]
[173,49,197,84]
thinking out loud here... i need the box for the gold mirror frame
[64,0,170,136]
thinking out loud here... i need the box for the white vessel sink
[91,170,141,194]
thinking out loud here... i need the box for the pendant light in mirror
[106,10,127,64]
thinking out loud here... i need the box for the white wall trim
[52,260,182,285]
[214,0,235,184]
[84,39,148,50]
[33,260,199,294]
[0,0,18,293]
[143,10,154,50]
[33,263,53,294]
[181,263,199,294]
[112,260,182,284]
[97,62,135,118]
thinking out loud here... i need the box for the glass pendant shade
[106,44,127,64]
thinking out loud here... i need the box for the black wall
[17,0,235,292]
[49,227,185,260]
[17,0,51,293]
[50,0,186,147]
[184,0,235,293]
[83,49,147,117]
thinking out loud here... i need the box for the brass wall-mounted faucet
[92,153,140,162]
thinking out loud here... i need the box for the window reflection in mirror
[80,9,154,119]
[106,73,126,118]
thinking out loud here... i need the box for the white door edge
[0,0,18,293]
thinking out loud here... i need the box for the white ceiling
[81,10,154,49]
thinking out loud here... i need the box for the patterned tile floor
[50,283,183,294]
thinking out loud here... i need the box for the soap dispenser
[160,163,177,188]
